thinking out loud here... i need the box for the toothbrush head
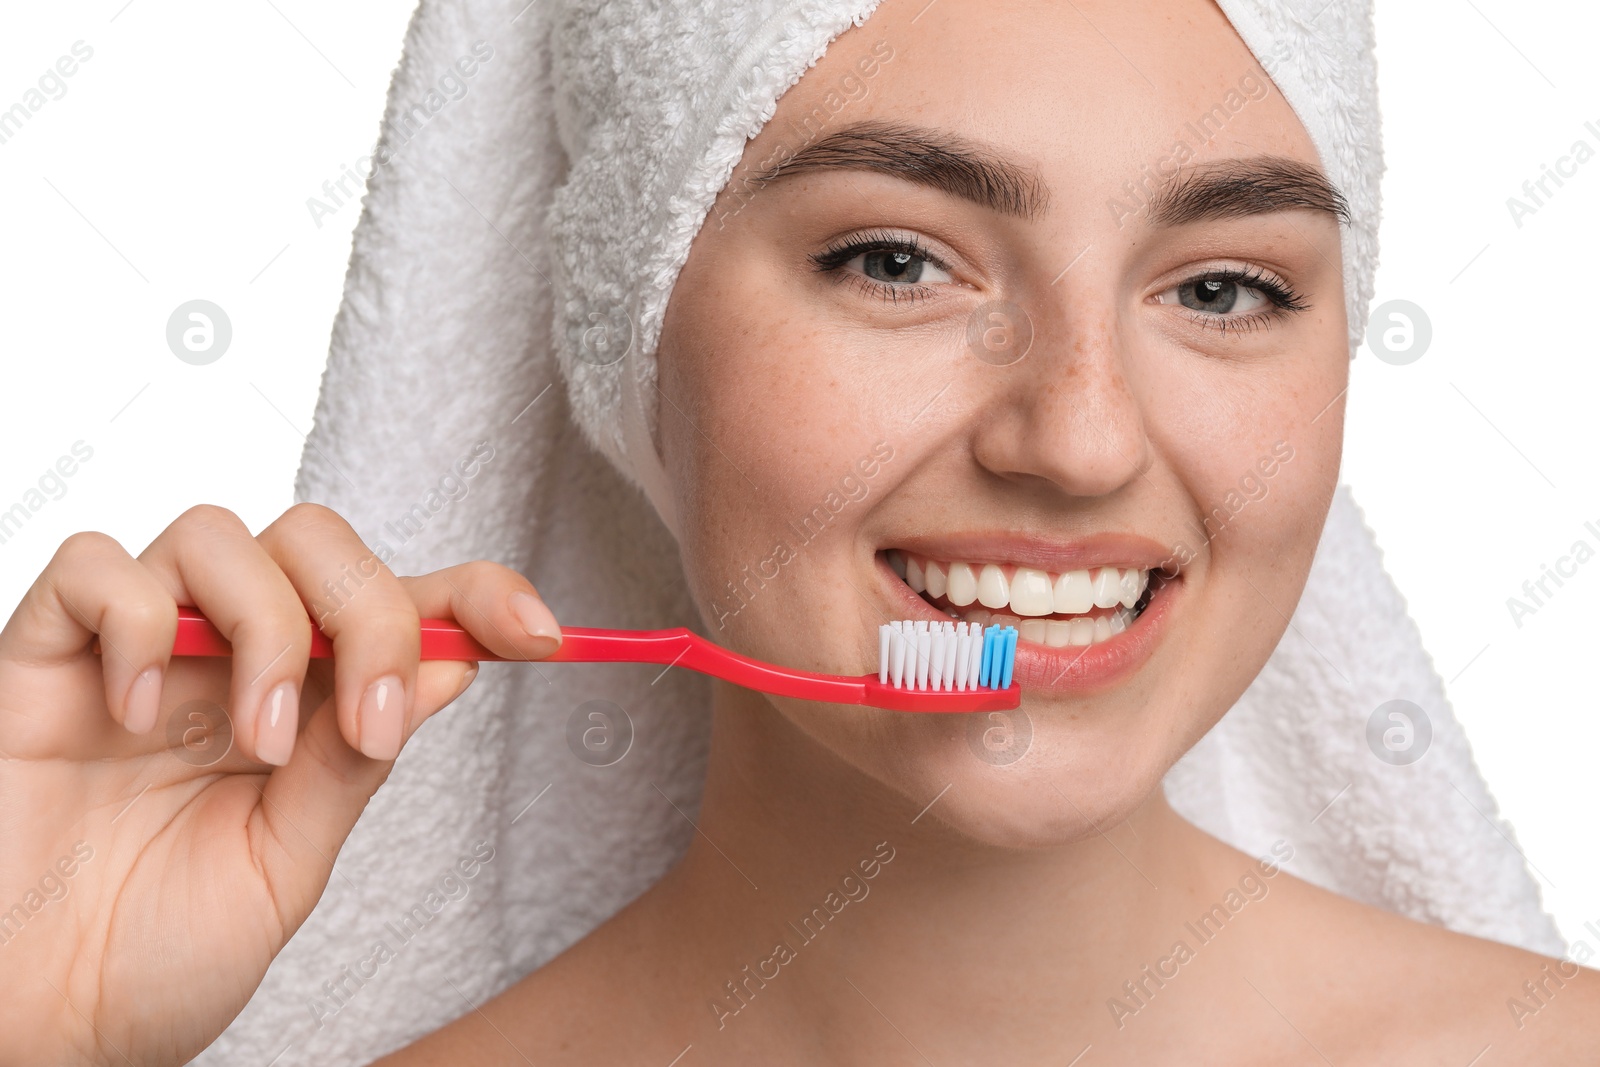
[868,619,1020,712]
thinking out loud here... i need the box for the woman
[2,0,1594,1063]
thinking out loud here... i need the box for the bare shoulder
[1256,868,1600,1064]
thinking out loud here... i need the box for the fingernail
[358,674,405,760]
[255,680,299,767]
[508,591,560,656]
[452,662,479,702]
[123,666,162,735]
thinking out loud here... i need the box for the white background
[1,1,1596,948]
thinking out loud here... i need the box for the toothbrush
[163,607,1020,713]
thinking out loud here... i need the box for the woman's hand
[0,503,562,1067]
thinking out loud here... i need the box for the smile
[878,536,1183,695]
[888,551,1150,647]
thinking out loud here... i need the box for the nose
[967,289,1152,499]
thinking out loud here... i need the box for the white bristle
[915,621,931,690]
[879,619,1009,692]
[934,620,947,687]
[890,621,907,688]
[968,624,985,689]
[955,622,972,690]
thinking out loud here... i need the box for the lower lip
[883,561,1182,696]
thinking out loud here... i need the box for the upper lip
[884,530,1182,575]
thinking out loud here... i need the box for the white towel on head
[196,1,1562,1063]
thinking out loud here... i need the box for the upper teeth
[894,552,1148,615]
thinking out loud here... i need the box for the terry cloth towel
[198,0,1564,1063]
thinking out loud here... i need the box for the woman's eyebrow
[747,119,1348,228]
[747,119,1051,220]
[1145,156,1351,226]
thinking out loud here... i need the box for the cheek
[1151,342,1343,541]
[657,274,888,659]
[1147,343,1346,693]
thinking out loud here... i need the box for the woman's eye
[808,231,962,306]
[848,249,955,286]
[1155,278,1271,315]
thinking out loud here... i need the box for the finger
[254,656,476,921]
[137,505,313,765]
[0,531,176,734]
[255,503,419,763]
[396,560,562,661]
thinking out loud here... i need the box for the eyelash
[809,230,1310,330]
[808,229,952,306]
[1169,265,1309,335]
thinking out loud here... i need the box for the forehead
[747,0,1323,197]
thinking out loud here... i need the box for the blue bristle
[987,625,1002,688]
[1000,627,1017,689]
[985,620,998,687]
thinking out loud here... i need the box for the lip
[876,533,1183,696]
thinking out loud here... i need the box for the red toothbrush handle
[165,607,1018,713]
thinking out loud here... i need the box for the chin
[784,689,1186,851]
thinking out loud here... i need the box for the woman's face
[656,0,1349,846]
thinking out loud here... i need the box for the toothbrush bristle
[878,619,1017,692]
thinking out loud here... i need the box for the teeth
[1091,567,1122,610]
[976,564,1010,609]
[1009,567,1054,616]
[917,604,1136,649]
[1052,569,1094,614]
[892,551,1160,628]
[1122,569,1149,609]
[946,561,978,607]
